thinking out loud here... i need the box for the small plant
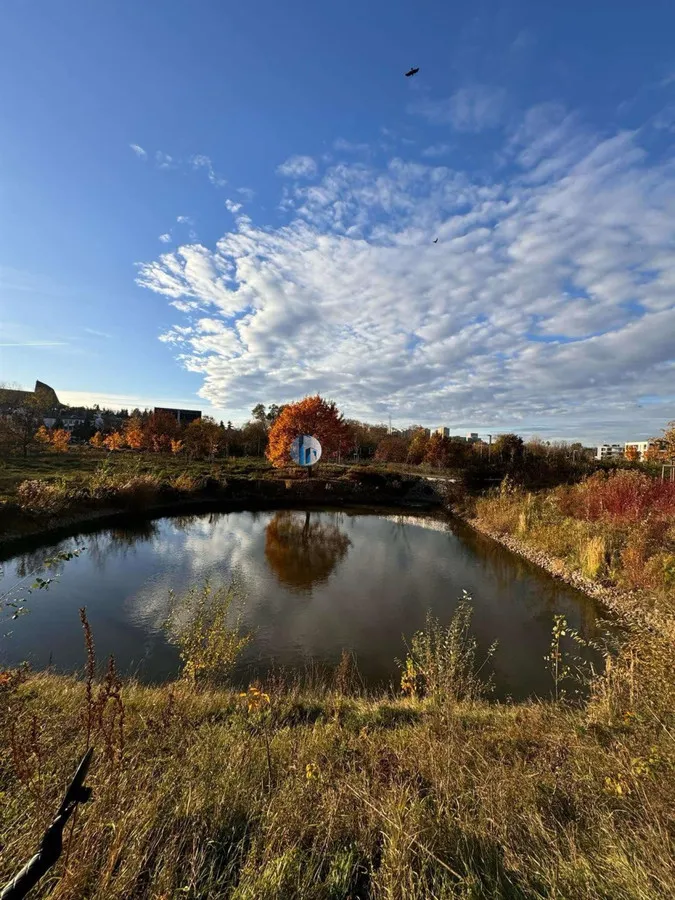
[399,594,496,703]
[544,614,572,701]
[168,582,251,686]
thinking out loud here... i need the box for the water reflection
[0,509,608,698]
[264,511,351,592]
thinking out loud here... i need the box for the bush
[117,475,161,510]
[16,479,67,514]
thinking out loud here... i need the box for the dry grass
[2,604,675,899]
[475,472,675,607]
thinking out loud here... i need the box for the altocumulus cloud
[137,106,675,439]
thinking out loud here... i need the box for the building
[466,433,480,443]
[0,379,60,411]
[624,441,652,460]
[155,407,202,425]
[596,444,624,460]
[435,427,450,437]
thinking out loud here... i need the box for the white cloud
[276,155,318,178]
[422,143,453,158]
[411,85,507,132]
[176,215,194,224]
[333,138,370,153]
[137,106,675,442]
[159,233,172,243]
[155,151,175,170]
[191,154,227,187]
[225,199,242,214]
[237,187,256,201]
[130,143,147,159]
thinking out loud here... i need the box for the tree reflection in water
[264,511,351,592]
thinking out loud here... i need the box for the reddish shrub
[557,471,675,524]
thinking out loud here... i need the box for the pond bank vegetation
[2,575,674,899]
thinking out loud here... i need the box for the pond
[0,509,607,700]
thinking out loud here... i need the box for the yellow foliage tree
[35,425,51,445]
[89,432,105,449]
[170,438,184,455]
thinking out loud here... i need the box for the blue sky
[1,0,674,442]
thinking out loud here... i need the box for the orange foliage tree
[266,395,349,468]
[103,431,125,451]
[34,425,51,446]
[374,435,409,463]
[89,432,105,449]
[35,425,71,453]
[624,444,639,462]
[124,415,146,450]
[50,428,71,453]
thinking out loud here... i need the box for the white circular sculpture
[290,434,322,467]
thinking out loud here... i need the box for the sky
[1,0,674,443]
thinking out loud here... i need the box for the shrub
[558,471,675,523]
[16,479,67,514]
[400,597,495,703]
[117,475,161,510]
[171,472,199,493]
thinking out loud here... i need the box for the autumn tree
[104,431,125,451]
[36,426,71,453]
[266,395,349,468]
[406,428,429,465]
[124,415,146,450]
[424,432,450,469]
[90,432,105,449]
[346,420,388,460]
[374,434,409,463]
[624,444,640,462]
[145,411,180,453]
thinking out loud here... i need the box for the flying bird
[433,238,438,243]
[405,66,419,77]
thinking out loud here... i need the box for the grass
[474,471,675,608]
[0,449,275,504]
[1,591,675,899]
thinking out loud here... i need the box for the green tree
[493,433,525,462]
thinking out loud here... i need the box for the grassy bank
[474,471,675,617]
[0,450,275,505]
[1,452,433,546]
[2,599,675,899]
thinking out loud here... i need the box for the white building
[435,427,450,437]
[596,444,624,460]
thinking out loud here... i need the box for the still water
[0,509,605,699]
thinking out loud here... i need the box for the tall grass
[475,471,675,603]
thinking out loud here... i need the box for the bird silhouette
[405,67,419,77]
[433,238,438,243]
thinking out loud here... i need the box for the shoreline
[465,515,650,629]
[0,473,445,557]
